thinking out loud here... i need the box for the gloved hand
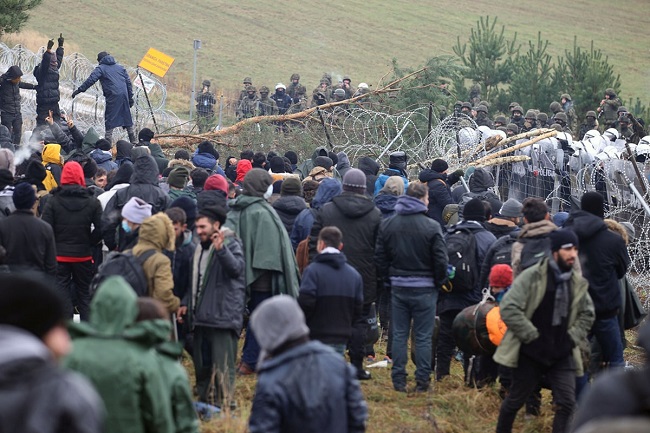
[129,98,134,108]
[58,33,64,47]
[71,89,80,98]
[453,169,464,178]
[47,39,54,51]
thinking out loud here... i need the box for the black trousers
[1,112,22,145]
[56,260,94,321]
[496,353,575,433]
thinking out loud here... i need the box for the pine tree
[0,0,43,37]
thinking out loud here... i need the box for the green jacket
[225,194,300,298]
[493,258,595,376]
[126,320,199,433]
[63,276,175,433]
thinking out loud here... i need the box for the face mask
[495,292,505,303]
[121,220,132,234]
[263,184,273,200]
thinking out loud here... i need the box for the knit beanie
[12,182,36,210]
[170,196,197,229]
[0,149,15,175]
[342,168,366,194]
[122,197,152,224]
[270,156,286,173]
[284,150,298,165]
[489,264,513,288]
[82,158,98,179]
[314,156,333,170]
[243,168,273,198]
[167,166,190,188]
[95,138,112,151]
[431,158,449,173]
[549,229,579,252]
[463,198,486,222]
[60,161,86,186]
[281,177,302,196]
[250,295,310,364]
[581,191,605,219]
[0,273,66,339]
[498,198,523,218]
[552,211,569,228]
[204,174,229,194]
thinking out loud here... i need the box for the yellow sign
[138,48,175,77]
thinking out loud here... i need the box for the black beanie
[83,157,98,179]
[95,138,112,151]
[581,191,605,219]
[431,158,449,173]
[463,198,486,222]
[12,182,36,210]
[243,168,272,198]
[284,151,298,165]
[138,128,155,142]
[0,273,66,339]
[548,229,579,252]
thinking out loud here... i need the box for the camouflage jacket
[195,91,216,115]
[258,96,278,116]
[237,96,260,119]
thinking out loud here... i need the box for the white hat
[358,82,369,89]
[275,83,286,90]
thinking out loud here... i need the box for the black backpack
[446,228,479,293]
[518,236,551,272]
[90,249,157,297]
[490,235,517,268]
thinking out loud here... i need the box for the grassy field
[8,0,650,116]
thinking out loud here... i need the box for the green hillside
[22,0,650,113]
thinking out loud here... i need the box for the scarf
[549,258,572,326]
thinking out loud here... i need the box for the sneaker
[237,362,255,376]
[193,402,221,420]
[384,356,392,364]
[357,369,372,380]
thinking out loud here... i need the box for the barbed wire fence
[0,43,187,141]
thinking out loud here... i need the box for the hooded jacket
[77,55,134,130]
[564,210,630,317]
[249,340,367,433]
[63,277,175,433]
[0,326,104,433]
[358,156,380,195]
[191,150,225,176]
[34,47,64,109]
[235,159,252,184]
[310,191,381,304]
[226,194,300,297]
[374,168,408,196]
[296,147,328,180]
[0,66,36,115]
[336,151,352,178]
[42,143,64,190]
[132,213,181,313]
[41,162,103,258]
[191,229,246,332]
[273,195,307,234]
[115,140,133,166]
[375,195,448,284]
[290,178,342,249]
[462,167,502,216]
[419,169,455,225]
[102,156,170,250]
[90,148,118,172]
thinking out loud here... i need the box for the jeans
[1,112,22,145]
[193,327,238,407]
[327,343,347,356]
[56,260,94,320]
[105,125,137,144]
[591,316,625,368]
[391,286,437,388]
[241,290,273,370]
[496,354,575,433]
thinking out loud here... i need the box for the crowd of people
[1,48,650,432]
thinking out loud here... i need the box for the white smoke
[14,132,44,166]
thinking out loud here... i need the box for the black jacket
[375,195,448,284]
[0,68,35,115]
[310,192,381,304]
[299,252,364,344]
[0,326,103,433]
[564,210,630,317]
[34,47,64,108]
[41,185,103,258]
[272,195,307,234]
[164,230,195,300]
[102,156,171,250]
[419,169,457,226]
[0,209,57,275]
[358,156,380,196]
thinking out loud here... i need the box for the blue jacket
[90,149,118,172]
[191,151,225,176]
[373,193,398,218]
[374,168,408,196]
[78,55,133,130]
[289,178,342,250]
[249,341,367,433]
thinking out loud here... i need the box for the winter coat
[191,229,246,332]
[77,55,133,130]
[358,156,379,196]
[373,193,398,218]
[0,66,36,115]
[164,230,195,300]
[249,340,367,433]
[511,219,557,278]
[132,213,181,313]
[299,252,364,344]
[0,125,14,151]
[168,188,197,202]
[34,47,64,109]
[48,121,78,154]
[289,178,342,250]
[374,168,408,196]
[419,169,454,225]
[191,151,225,176]
[102,156,170,250]
[493,258,595,376]
[226,194,300,297]
[295,147,329,180]
[484,218,518,239]
[336,152,352,178]
[273,195,307,234]
[42,144,63,190]
[41,183,103,258]
[0,209,57,274]
[0,326,104,433]
[90,149,118,172]
[196,189,227,212]
[463,167,502,216]
[437,220,497,314]
[64,277,176,433]
[310,192,381,304]
[375,195,448,285]
[563,210,630,318]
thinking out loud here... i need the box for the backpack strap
[134,249,157,266]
